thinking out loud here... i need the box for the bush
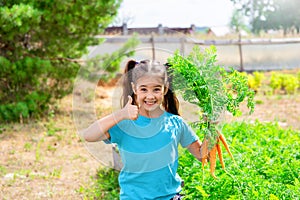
[0,56,79,122]
[270,72,284,92]
[247,71,265,92]
[282,75,299,94]
[269,72,299,94]
[0,1,122,122]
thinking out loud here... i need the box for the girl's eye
[139,88,147,92]
[154,88,162,92]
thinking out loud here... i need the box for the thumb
[127,95,133,105]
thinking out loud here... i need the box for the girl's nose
[146,92,155,99]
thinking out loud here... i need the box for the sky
[114,0,235,28]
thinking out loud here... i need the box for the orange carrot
[200,139,209,168]
[218,131,234,160]
[209,145,217,179]
[199,131,235,178]
[216,143,225,169]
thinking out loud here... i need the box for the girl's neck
[139,107,164,118]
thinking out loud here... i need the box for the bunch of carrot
[200,130,234,179]
[167,45,255,178]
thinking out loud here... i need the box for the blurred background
[1,0,300,199]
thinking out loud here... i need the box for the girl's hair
[121,59,180,115]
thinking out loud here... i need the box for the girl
[83,60,202,200]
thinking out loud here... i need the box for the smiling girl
[83,60,202,200]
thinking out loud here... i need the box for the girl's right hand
[121,96,139,120]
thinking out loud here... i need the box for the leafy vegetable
[167,45,255,177]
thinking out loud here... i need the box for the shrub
[247,71,265,92]
[282,74,299,94]
[270,72,284,92]
[0,1,123,122]
[269,72,299,94]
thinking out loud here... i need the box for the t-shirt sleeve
[179,119,199,147]
[106,122,124,144]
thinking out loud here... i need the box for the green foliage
[178,121,300,199]
[0,56,78,122]
[267,0,300,35]
[282,75,299,94]
[168,46,255,122]
[80,167,120,200]
[270,72,299,94]
[230,0,300,34]
[0,0,124,122]
[270,72,284,91]
[0,1,121,59]
[167,45,255,144]
[230,9,249,33]
[247,71,265,92]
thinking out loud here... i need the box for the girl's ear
[131,82,137,94]
[163,82,169,95]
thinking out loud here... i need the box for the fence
[89,35,300,72]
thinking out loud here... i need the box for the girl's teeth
[146,101,155,104]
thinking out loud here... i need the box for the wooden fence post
[180,37,185,56]
[122,23,128,36]
[151,33,155,60]
[238,33,244,71]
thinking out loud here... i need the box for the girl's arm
[187,140,202,161]
[83,96,138,142]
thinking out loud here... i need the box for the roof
[208,26,231,37]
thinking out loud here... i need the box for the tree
[230,9,249,33]
[0,0,128,122]
[230,0,300,34]
[230,0,275,33]
[267,0,300,34]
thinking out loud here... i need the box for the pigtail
[121,60,137,108]
[164,89,180,115]
[163,63,180,115]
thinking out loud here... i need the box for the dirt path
[0,96,99,199]
[1,85,299,199]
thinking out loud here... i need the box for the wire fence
[89,35,300,72]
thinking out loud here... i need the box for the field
[1,75,300,199]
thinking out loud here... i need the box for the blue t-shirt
[108,111,198,200]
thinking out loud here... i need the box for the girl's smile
[133,76,168,118]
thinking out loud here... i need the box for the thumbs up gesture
[121,96,139,120]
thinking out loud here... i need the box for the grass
[78,167,120,200]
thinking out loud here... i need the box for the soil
[1,85,300,200]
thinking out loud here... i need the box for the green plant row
[178,121,300,199]
[247,70,300,95]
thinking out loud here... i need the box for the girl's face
[133,75,167,117]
